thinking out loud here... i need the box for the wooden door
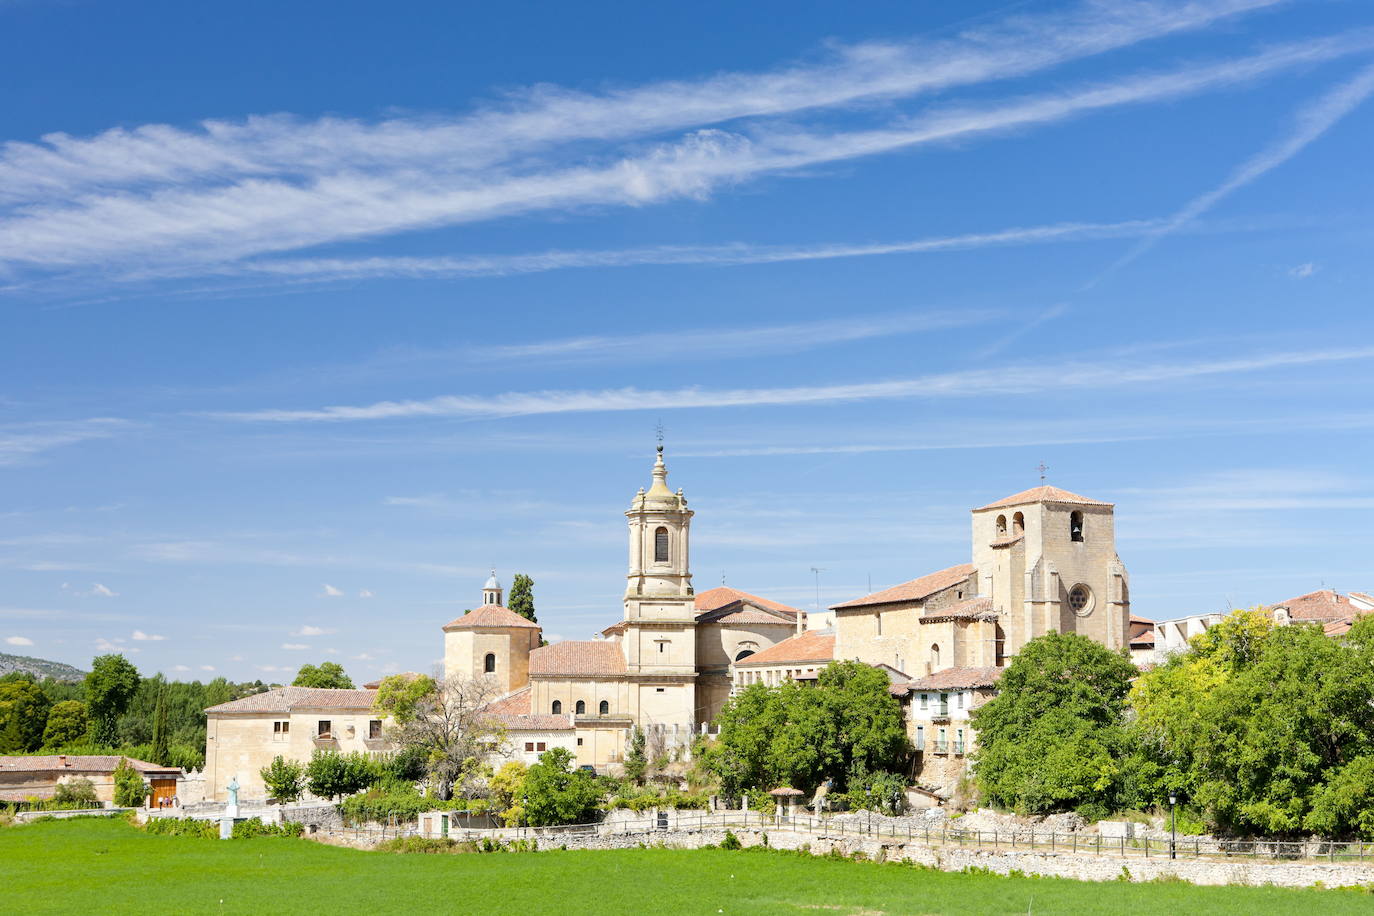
[149,778,177,808]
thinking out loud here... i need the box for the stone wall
[336,822,1374,890]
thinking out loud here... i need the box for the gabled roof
[977,486,1112,511]
[1271,589,1360,623]
[920,596,996,623]
[0,755,181,776]
[483,687,574,731]
[443,604,541,631]
[831,564,974,610]
[206,686,377,714]
[903,666,1004,690]
[529,640,627,677]
[733,630,835,667]
[694,586,800,617]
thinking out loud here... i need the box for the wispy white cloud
[281,643,309,651]
[0,1,1282,206]
[214,344,1374,423]
[293,625,333,637]
[200,664,216,672]
[358,590,373,599]
[90,583,117,598]
[319,584,344,597]
[172,664,191,672]
[131,630,166,641]
[1288,261,1318,278]
[3,14,1352,280]
[1099,61,1374,277]
[223,220,1164,285]
[0,419,125,467]
[4,635,33,646]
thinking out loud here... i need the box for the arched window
[551,700,562,714]
[996,514,1007,536]
[483,653,496,674]
[930,643,941,670]
[575,700,586,715]
[598,700,609,715]
[1070,511,1084,542]
[654,526,670,563]
[734,649,755,662]
[1012,512,1024,534]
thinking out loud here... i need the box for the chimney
[59,755,68,768]
[796,609,804,638]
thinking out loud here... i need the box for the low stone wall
[374,824,1374,889]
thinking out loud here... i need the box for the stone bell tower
[619,446,697,729]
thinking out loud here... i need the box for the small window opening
[930,644,941,670]
[654,526,670,562]
[575,700,586,715]
[369,719,383,739]
[1013,512,1024,534]
[317,720,332,738]
[1070,510,1084,542]
[483,652,496,674]
[599,700,609,715]
[996,514,1007,536]
[551,700,562,714]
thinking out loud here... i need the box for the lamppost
[1168,792,1177,860]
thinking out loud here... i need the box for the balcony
[933,741,950,755]
[954,741,966,755]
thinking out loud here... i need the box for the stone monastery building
[205,448,1131,801]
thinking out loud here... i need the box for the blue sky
[2,0,1372,683]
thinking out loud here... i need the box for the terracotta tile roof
[920,596,996,623]
[734,630,834,667]
[0,787,57,801]
[1350,592,1374,609]
[483,687,573,731]
[1270,589,1361,623]
[1324,618,1355,637]
[904,666,1004,690]
[831,564,974,610]
[205,686,377,714]
[0,755,181,776]
[694,586,800,617]
[528,640,627,677]
[443,604,541,631]
[989,534,1024,549]
[1128,615,1156,648]
[977,486,1112,511]
[707,608,802,626]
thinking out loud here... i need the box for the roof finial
[655,419,665,455]
[1037,461,1049,483]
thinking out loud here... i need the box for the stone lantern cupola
[482,571,503,607]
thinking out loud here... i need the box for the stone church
[204,449,1131,801]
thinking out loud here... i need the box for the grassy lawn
[4,818,1372,915]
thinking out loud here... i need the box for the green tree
[373,674,505,800]
[0,677,50,752]
[292,662,354,689]
[112,757,148,808]
[84,654,141,745]
[624,727,647,785]
[522,747,599,826]
[149,683,170,765]
[507,573,537,623]
[41,700,89,747]
[305,749,376,801]
[1305,756,1374,839]
[972,631,1138,815]
[204,677,235,708]
[489,760,529,826]
[261,755,306,804]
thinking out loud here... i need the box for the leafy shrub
[377,836,476,854]
[145,816,218,838]
[339,780,469,825]
[719,830,742,850]
[112,758,148,808]
[306,749,377,801]
[260,756,305,804]
[232,818,304,839]
[51,778,99,808]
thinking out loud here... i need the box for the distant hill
[0,652,87,682]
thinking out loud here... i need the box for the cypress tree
[150,684,169,765]
[507,573,537,623]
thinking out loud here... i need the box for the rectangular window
[875,610,883,636]
[656,687,665,693]
[658,642,665,653]
[317,720,331,738]
[536,742,547,752]
[920,693,928,710]
[524,741,534,752]
[273,721,289,740]
[369,719,383,739]
[577,738,584,747]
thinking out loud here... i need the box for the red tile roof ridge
[903,666,1004,690]
[528,639,627,677]
[694,586,800,616]
[443,603,541,630]
[0,755,181,774]
[977,485,1112,511]
[831,564,974,610]
[206,686,378,714]
[733,630,835,667]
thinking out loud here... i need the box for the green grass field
[4,817,1371,915]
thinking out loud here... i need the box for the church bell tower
[620,446,697,728]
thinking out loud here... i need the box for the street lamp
[1168,792,1177,860]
